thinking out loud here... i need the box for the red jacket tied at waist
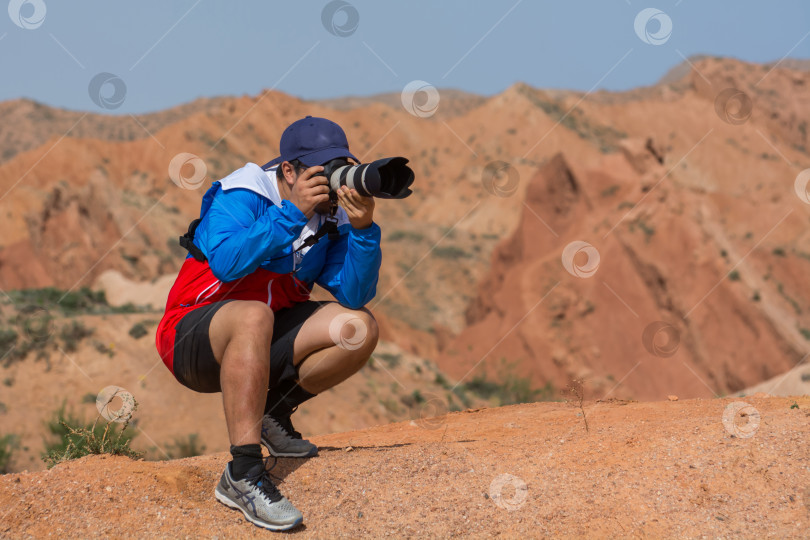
[155,257,310,374]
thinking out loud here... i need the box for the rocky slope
[437,149,806,400]
[1,397,808,538]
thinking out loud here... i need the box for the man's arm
[316,223,382,309]
[316,186,382,309]
[200,187,308,282]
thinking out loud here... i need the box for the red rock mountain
[1,55,809,413]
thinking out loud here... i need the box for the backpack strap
[179,218,207,262]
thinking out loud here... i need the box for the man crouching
[155,116,381,531]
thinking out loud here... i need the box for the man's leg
[261,302,379,450]
[208,300,274,447]
[201,300,304,530]
[292,303,380,394]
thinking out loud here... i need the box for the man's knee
[242,301,274,325]
[331,307,378,361]
[359,308,379,350]
[225,301,274,342]
[210,301,274,363]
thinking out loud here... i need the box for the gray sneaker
[261,414,318,458]
[215,462,303,531]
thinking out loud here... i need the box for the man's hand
[337,186,375,229]
[288,166,329,219]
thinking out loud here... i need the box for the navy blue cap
[262,116,359,170]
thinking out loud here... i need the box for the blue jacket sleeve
[198,188,308,282]
[316,223,382,309]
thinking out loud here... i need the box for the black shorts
[172,299,328,393]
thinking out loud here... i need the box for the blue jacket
[190,162,382,309]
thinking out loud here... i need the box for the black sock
[264,380,317,417]
[230,443,262,480]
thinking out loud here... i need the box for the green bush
[433,246,470,259]
[447,393,463,413]
[0,315,99,367]
[15,306,54,343]
[434,373,450,389]
[374,352,401,368]
[601,185,619,198]
[463,376,501,400]
[387,230,425,242]
[8,287,103,315]
[93,340,115,358]
[463,374,554,405]
[451,386,472,409]
[458,358,557,406]
[165,433,206,459]
[42,403,140,468]
[0,328,18,362]
[379,397,400,414]
[777,282,801,314]
[59,321,94,352]
[629,218,655,242]
[0,434,18,473]
[128,322,149,340]
[5,287,143,316]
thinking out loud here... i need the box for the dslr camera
[315,157,414,199]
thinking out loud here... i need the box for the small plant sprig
[43,393,141,468]
[566,378,590,433]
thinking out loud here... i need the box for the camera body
[315,157,414,199]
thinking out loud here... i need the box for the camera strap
[294,192,340,253]
[179,218,208,262]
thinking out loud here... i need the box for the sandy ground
[1,396,809,538]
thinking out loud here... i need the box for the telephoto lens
[321,157,414,199]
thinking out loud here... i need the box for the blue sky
[1,0,809,114]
